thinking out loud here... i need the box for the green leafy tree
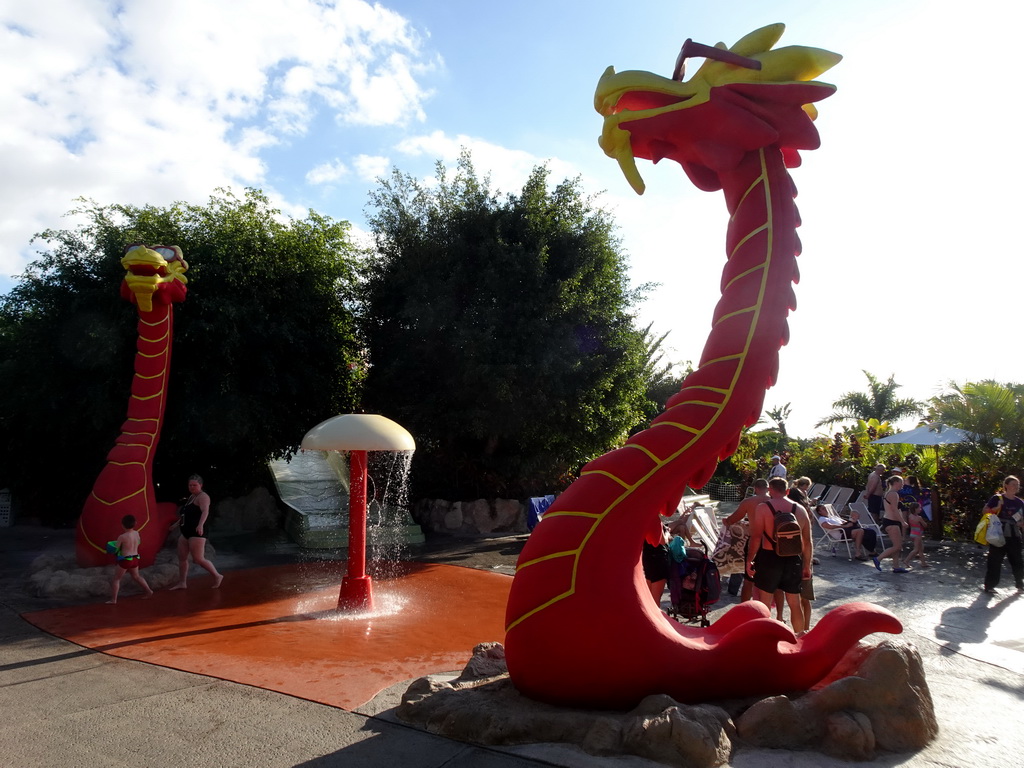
[785,436,857,487]
[727,404,797,482]
[0,189,362,523]
[727,426,799,485]
[815,371,924,429]
[361,151,651,499]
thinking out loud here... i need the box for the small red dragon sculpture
[505,24,902,709]
[76,245,188,567]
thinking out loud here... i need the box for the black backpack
[763,501,803,557]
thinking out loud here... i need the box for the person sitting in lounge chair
[816,506,875,560]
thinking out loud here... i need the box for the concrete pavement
[1,522,1023,767]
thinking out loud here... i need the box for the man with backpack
[746,477,813,633]
[722,479,770,603]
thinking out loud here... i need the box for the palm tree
[815,371,924,429]
[764,403,792,438]
[928,380,1024,461]
[636,323,691,423]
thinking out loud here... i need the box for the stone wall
[413,498,528,535]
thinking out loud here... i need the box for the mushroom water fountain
[301,414,415,611]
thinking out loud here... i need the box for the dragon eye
[154,247,178,261]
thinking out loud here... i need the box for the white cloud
[306,154,389,186]
[395,130,578,198]
[306,159,350,185]
[348,222,375,251]
[352,154,390,181]
[0,0,437,283]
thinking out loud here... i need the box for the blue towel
[668,535,689,563]
[527,495,556,531]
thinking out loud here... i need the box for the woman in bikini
[170,474,223,589]
[873,475,908,573]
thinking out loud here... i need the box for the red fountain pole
[339,449,372,610]
[300,414,415,614]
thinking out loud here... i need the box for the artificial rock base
[397,639,937,766]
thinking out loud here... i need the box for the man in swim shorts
[746,478,812,633]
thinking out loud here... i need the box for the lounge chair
[684,504,721,550]
[819,486,841,507]
[813,504,853,559]
[829,487,855,514]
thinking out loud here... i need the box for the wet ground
[1,516,1023,767]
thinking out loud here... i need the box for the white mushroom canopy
[301,414,415,452]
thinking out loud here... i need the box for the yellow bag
[975,495,1005,545]
[974,514,991,545]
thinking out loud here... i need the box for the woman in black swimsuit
[873,475,908,574]
[170,474,223,589]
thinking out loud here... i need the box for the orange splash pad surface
[23,561,511,711]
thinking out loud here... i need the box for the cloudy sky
[2,0,1019,438]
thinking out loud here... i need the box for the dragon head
[120,244,189,312]
[594,23,841,193]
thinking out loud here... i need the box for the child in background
[106,515,154,604]
[901,502,929,570]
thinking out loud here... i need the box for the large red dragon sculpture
[76,244,187,567]
[505,24,902,709]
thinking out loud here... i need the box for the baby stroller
[667,542,721,627]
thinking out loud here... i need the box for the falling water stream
[366,450,415,573]
[283,448,418,615]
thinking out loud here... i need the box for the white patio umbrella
[869,423,989,446]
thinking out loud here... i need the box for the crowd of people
[687,462,1024,634]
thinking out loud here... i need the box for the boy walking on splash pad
[106,515,154,604]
